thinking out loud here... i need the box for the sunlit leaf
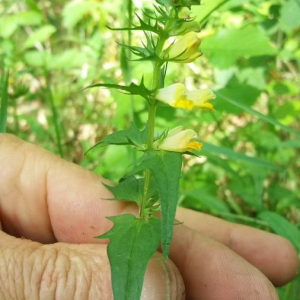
[0,16,19,38]
[23,25,56,49]
[202,26,277,68]
[280,0,300,32]
[62,1,101,29]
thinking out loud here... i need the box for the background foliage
[0,0,299,298]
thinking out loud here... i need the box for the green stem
[44,70,64,158]
[0,71,9,133]
[140,103,157,218]
[139,36,166,217]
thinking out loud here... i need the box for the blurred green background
[0,0,299,298]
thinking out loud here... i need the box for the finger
[176,208,299,287]
[0,230,185,300]
[169,224,279,300]
[0,133,134,243]
[0,134,297,288]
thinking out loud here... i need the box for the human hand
[0,134,298,299]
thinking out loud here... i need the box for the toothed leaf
[88,123,148,153]
[129,150,182,259]
[83,77,152,100]
[97,214,161,300]
[105,175,157,205]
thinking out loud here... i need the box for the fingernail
[141,253,185,300]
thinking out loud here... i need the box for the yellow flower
[154,127,202,152]
[155,83,215,111]
[162,32,201,63]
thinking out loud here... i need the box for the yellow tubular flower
[163,32,201,63]
[154,127,202,152]
[155,83,215,111]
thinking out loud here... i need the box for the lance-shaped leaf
[105,175,157,205]
[87,123,148,154]
[129,150,182,259]
[107,14,160,34]
[97,214,161,300]
[83,77,152,100]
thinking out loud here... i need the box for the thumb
[0,231,185,300]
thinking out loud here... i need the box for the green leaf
[16,10,43,26]
[130,150,182,258]
[0,71,9,133]
[280,139,300,149]
[187,189,230,214]
[258,211,300,251]
[88,123,147,152]
[193,0,229,24]
[62,1,101,29]
[105,175,157,205]
[97,214,161,300]
[215,91,300,138]
[83,77,152,100]
[198,141,281,170]
[214,81,261,114]
[280,0,300,32]
[23,50,51,67]
[201,26,277,68]
[0,15,19,38]
[23,25,56,49]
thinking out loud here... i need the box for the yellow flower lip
[154,127,202,153]
[155,83,215,111]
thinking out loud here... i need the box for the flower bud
[154,127,202,152]
[168,20,201,36]
[162,32,201,63]
[155,83,215,111]
[178,7,190,19]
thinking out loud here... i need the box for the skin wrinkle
[0,247,10,299]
